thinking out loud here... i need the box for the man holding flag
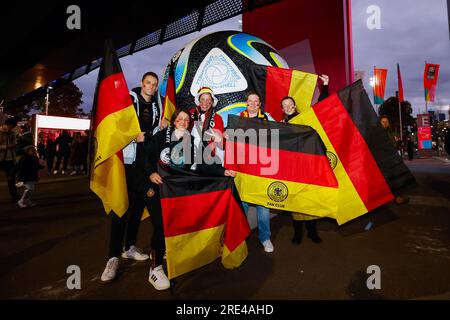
[89,39,165,283]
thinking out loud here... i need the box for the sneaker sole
[148,279,170,290]
[121,253,150,261]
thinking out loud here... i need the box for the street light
[45,86,53,115]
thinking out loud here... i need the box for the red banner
[373,68,387,104]
[423,63,440,102]
[397,64,404,102]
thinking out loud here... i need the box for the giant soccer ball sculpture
[160,30,289,125]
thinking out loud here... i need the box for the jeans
[242,202,271,243]
[20,182,36,204]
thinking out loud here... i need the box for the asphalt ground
[1,157,449,300]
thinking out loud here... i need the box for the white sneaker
[17,200,28,208]
[70,171,77,176]
[15,181,24,188]
[121,245,149,261]
[262,239,274,253]
[62,170,65,175]
[101,257,119,283]
[53,170,58,175]
[149,265,170,290]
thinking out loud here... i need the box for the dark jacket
[55,133,72,154]
[17,154,44,182]
[16,132,33,157]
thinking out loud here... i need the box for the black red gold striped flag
[246,65,317,121]
[290,80,416,224]
[225,116,339,219]
[159,169,251,280]
[90,39,141,216]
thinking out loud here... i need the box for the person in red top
[189,87,225,165]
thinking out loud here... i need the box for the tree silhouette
[33,82,83,117]
[378,96,415,135]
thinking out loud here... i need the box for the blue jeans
[242,202,271,243]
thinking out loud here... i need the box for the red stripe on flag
[95,73,133,129]
[265,66,292,122]
[314,94,394,210]
[225,141,338,187]
[161,189,231,237]
[223,196,251,251]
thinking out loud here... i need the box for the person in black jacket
[53,130,72,175]
[45,134,57,174]
[16,145,44,208]
[281,74,330,245]
[101,72,166,284]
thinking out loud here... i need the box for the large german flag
[247,65,318,122]
[90,39,141,217]
[290,80,416,224]
[225,115,339,219]
[160,169,251,280]
[162,61,177,122]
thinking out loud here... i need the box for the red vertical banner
[423,63,440,102]
[397,64,404,102]
[373,68,387,105]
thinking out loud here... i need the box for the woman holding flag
[144,108,236,290]
[239,91,274,253]
[280,75,329,245]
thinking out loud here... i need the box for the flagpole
[396,90,404,158]
[425,60,428,113]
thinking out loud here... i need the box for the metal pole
[45,89,49,115]
[397,91,403,158]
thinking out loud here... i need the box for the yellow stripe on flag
[222,241,248,269]
[233,172,338,219]
[165,225,224,280]
[90,153,128,216]
[93,104,141,168]
[289,70,318,114]
[290,111,368,225]
[163,97,176,122]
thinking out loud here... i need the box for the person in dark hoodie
[16,145,44,208]
[280,75,329,245]
[101,71,166,284]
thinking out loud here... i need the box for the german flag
[160,169,251,280]
[290,80,416,224]
[225,115,339,219]
[162,61,177,122]
[247,65,317,122]
[89,39,141,217]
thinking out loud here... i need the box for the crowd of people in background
[0,117,90,208]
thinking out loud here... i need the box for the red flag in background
[423,63,440,102]
[397,64,404,102]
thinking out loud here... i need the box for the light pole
[45,86,53,115]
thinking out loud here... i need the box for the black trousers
[0,160,18,200]
[55,151,70,171]
[108,167,165,266]
[46,152,56,173]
